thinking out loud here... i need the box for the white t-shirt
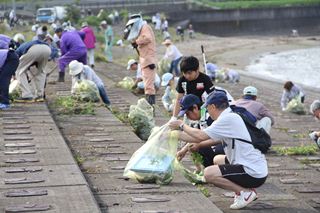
[203,107,268,178]
[163,44,182,61]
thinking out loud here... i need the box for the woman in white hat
[69,60,110,105]
[162,39,183,76]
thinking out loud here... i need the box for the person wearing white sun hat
[69,60,110,105]
[161,73,178,112]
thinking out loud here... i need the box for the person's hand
[282,107,286,111]
[189,143,200,152]
[168,120,183,130]
[169,116,177,122]
[176,149,187,161]
[131,42,138,48]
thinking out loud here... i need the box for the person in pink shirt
[81,22,96,68]
[124,14,157,106]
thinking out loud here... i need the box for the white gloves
[282,107,286,111]
[169,116,177,122]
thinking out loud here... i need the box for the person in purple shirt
[0,34,19,109]
[55,27,87,82]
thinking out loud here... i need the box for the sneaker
[34,96,45,102]
[14,97,34,103]
[230,189,257,210]
[0,103,10,110]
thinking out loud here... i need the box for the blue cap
[178,94,201,117]
[202,91,228,108]
[161,73,173,86]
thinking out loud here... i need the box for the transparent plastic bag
[286,98,306,115]
[9,79,21,100]
[158,59,171,76]
[117,76,134,90]
[73,79,100,102]
[128,98,155,140]
[123,125,179,185]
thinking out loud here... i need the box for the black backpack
[233,110,272,154]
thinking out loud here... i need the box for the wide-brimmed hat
[162,39,172,45]
[127,59,137,70]
[69,60,84,76]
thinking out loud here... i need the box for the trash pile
[73,80,100,102]
[128,98,155,140]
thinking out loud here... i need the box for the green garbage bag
[117,76,135,90]
[128,98,155,140]
[215,69,225,83]
[73,79,100,102]
[123,125,179,185]
[9,80,21,100]
[286,98,306,115]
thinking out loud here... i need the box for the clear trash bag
[117,76,135,90]
[286,98,306,115]
[158,59,171,76]
[73,79,100,102]
[9,79,21,100]
[123,125,179,185]
[128,98,155,140]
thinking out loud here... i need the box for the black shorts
[219,164,267,188]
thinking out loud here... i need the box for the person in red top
[81,22,96,68]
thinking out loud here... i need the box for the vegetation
[273,145,319,156]
[193,0,320,9]
[52,96,95,115]
[110,106,129,123]
[197,184,211,197]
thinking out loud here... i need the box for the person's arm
[280,90,288,110]
[170,120,210,142]
[172,92,184,117]
[260,105,275,125]
[189,139,222,152]
[136,25,152,46]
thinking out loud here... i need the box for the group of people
[0,18,114,108]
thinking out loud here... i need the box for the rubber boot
[58,72,65,82]
[146,95,156,106]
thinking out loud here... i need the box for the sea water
[246,47,320,88]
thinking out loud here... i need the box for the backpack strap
[232,138,252,150]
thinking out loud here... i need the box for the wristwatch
[179,123,184,131]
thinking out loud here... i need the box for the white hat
[81,21,88,28]
[13,33,25,43]
[127,59,137,70]
[100,20,107,25]
[69,60,84,76]
[161,73,173,87]
[243,86,258,96]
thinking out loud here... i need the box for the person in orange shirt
[124,14,157,106]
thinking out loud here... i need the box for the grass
[74,154,85,165]
[197,184,211,197]
[193,0,320,9]
[52,96,95,115]
[110,106,129,123]
[273,144,318,156]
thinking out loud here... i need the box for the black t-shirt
[176,72,214,103]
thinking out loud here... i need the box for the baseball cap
[243,86,258,96]
[161,73,173,87]
[127,59,137,70]
[100,20,107,25]
[202,91,228,108]
[178,94,201,117]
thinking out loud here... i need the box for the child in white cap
[161,73,177,112]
